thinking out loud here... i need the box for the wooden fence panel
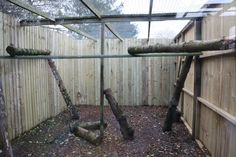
[0,12,175,139]
[178,1,236,156]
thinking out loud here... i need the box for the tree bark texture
[78,121,107,130]
[163,56,193,132]
[72,127,101,145]
[48,59,79,119]
[128,39,234,55]
[104,88,134,140]
[6,46,51,57]
[0,80,14,157]
[70,121,107,131]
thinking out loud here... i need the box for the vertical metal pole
[180,33,185,114]
[100,22,105,138]
[147,0,154,42]
[192,18,202,139]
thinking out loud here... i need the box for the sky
[113,0,234,39]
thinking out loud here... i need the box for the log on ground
[72,127,101,145]
[48,59,79,119]
[6,45,51,57]
[70,121,107,131]
[128,39,234,55]
[104,88,134,140]
[79,121,107,130]
[163,56,193,132]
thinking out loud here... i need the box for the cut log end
[6,46,15,57]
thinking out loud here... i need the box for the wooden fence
[175,1,236,157]
[0,12,176,139]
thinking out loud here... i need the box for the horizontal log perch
[72,127,101,145]
[78,121,107,130]
[6,46,51,57]
[128,39,235,55]
[104,88,134,140]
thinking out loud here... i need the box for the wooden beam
[197,97,236,125]
[63,25,97,41]
[182,88,194,97]
[6,0,55,21]
[6,0,97,41]
[20,13,200,26]
[147,0,154,41]
[80,0,123,41]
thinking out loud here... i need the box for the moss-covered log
[163,56,193,132]
[70,121,107,131]
[72,127,101,145]
[6,46,51,57]
[128,39,234,55]
[48,59,79,119]
[0,80,14,157]
[104,88,134,140]
[79,121,107,130]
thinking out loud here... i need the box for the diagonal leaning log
[104,88,134,140]
[48,59,80,119]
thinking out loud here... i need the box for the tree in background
[0,0,138,39]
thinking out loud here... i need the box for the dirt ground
[10,105,208,157]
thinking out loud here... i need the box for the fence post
[192,19,202,139]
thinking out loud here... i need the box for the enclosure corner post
[100,22,105,139]
[192,19,202,139]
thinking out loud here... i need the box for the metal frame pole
[100,22,105,139]
[192,18,202,139]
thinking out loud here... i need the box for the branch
[128,39,235,55]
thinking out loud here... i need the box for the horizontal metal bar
[20,13,201,26]
[0,53,202,59]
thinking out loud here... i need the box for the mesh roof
[0,0,235,40]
